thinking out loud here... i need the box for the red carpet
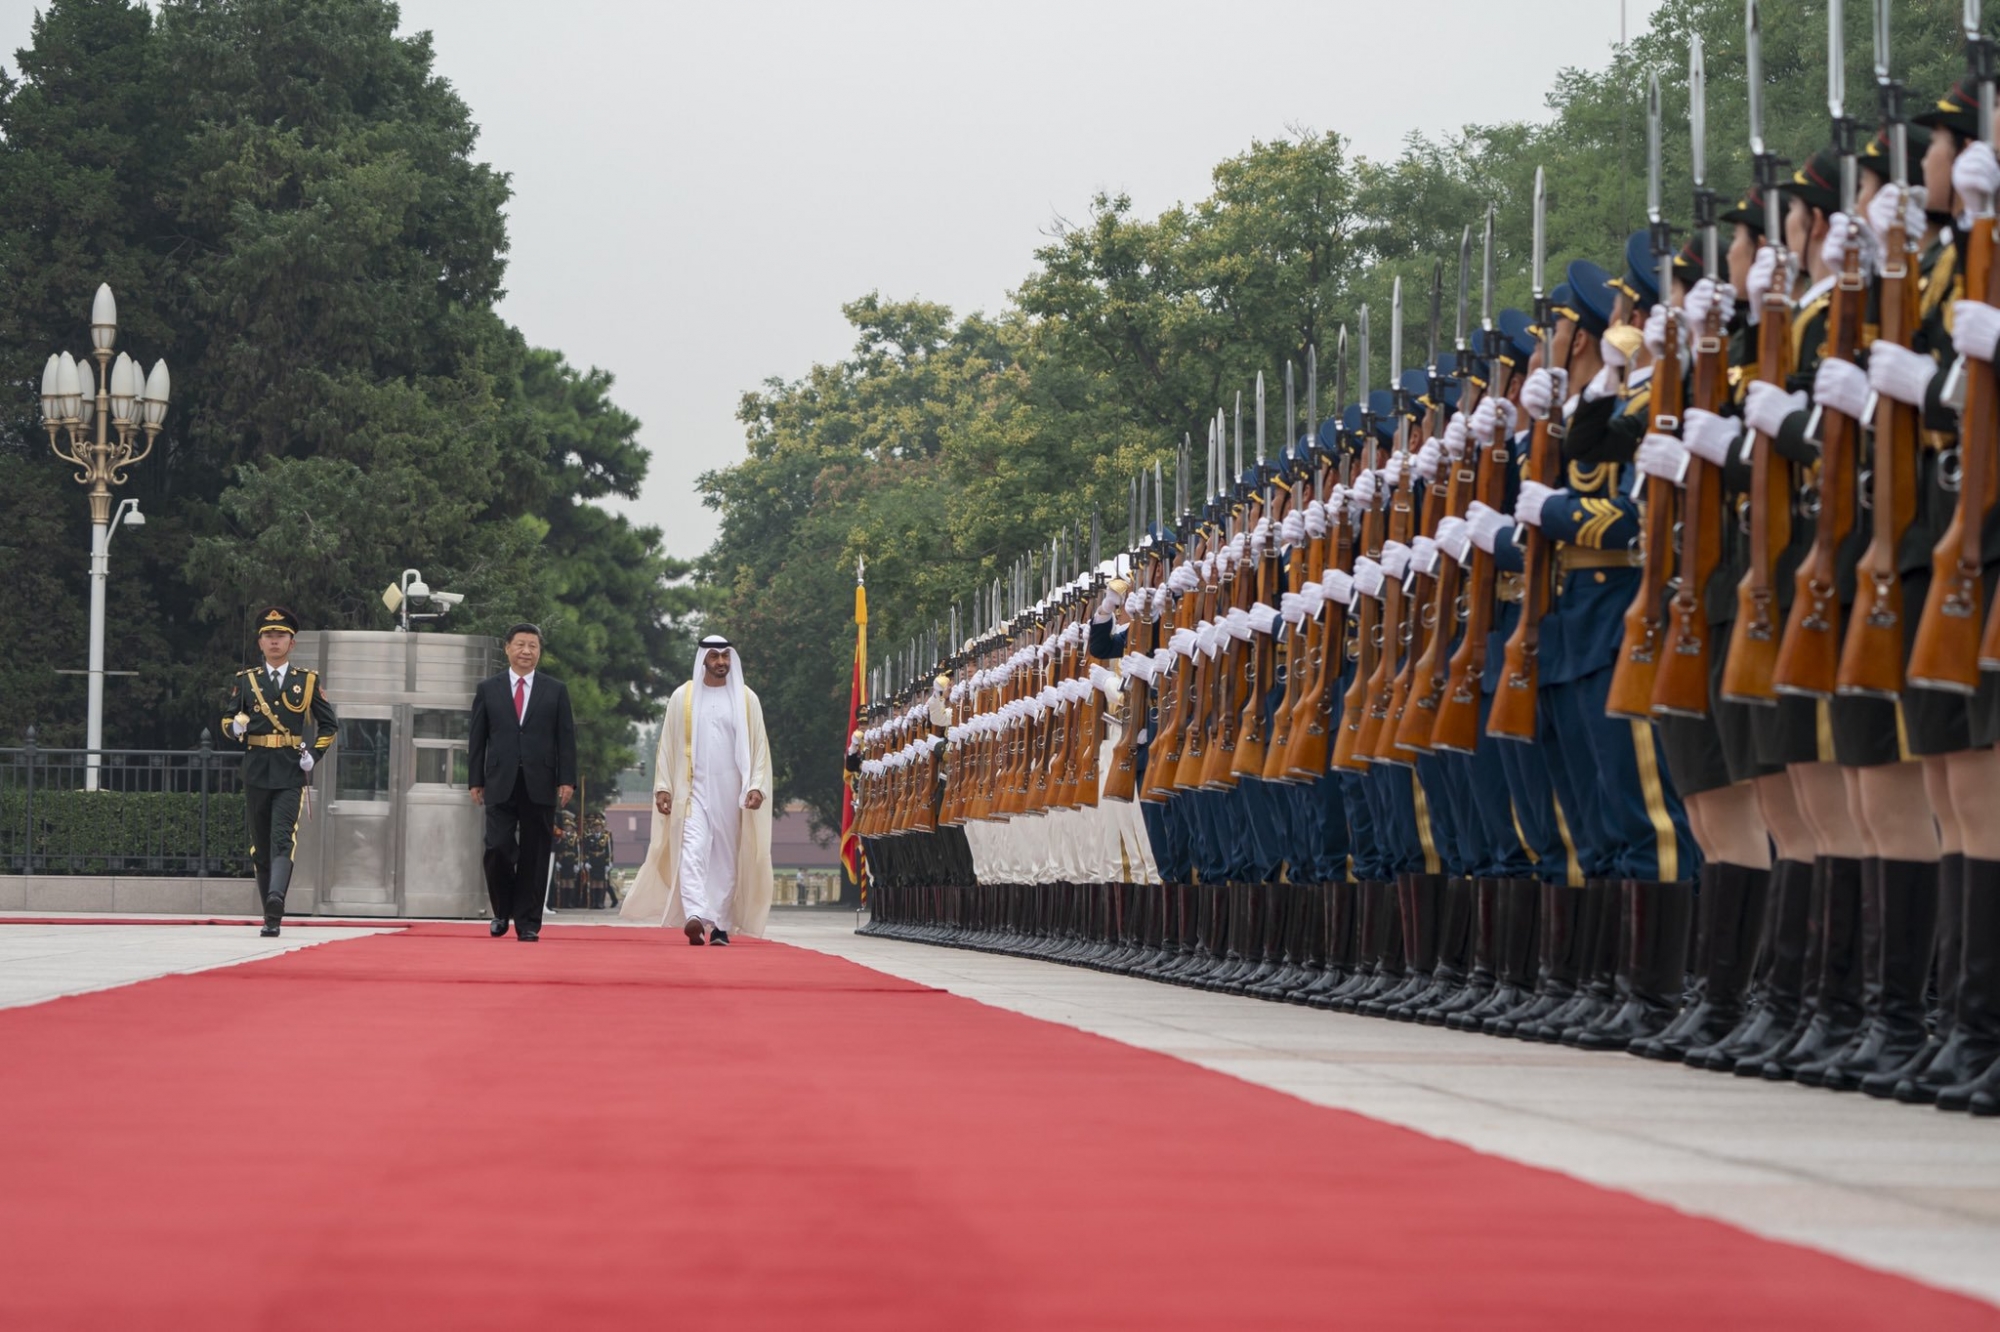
[0,923,1992,1331]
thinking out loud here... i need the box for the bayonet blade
[1390,277,1404,386]
[1155,458,1165,536]
[1358,305,1371,406]
[1307,343,1319,443]
[1129,474,1138,550]
[1455,226,1472,350]
[1286,361,1296,455]
[1481,204,1495,330]
[1691,34,1707,187]
[1647,71,1663,223]
[1830,0,1845,122]
[1874,0,1891,82]
[1531,168,1546,297]
[1426,259,1442,370]
[1255,371,1266,468]
[1234,392,1244,482]
[1748,0,1766,156]
[1333,328,1346,430]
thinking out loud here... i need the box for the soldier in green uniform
[553,811,580,908]
[220,606,337,936]
[583,814,615,908]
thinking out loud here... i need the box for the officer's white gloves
[1522,367,1567,421]
[1465,501,1513,553]
[1435,515,1472,563]
[1954,141,2000,226]
[1095,587,1121,621]
[1864,182,1928,254]
[1867,340,1938,409]
[299,751,315,773]
[1955,300,2000,363]
[1685,277,1736,331]
[1468,396,1518,441]
[1441,415,1469,460]
[1823,211,1882,276]
[1168,563,1199,594]
[230,719,247,739]
[1323,568,1355,605]
[1642,303,1682,360]
[1409,534,1440,575]
[1382,452,1408,489]
[1414,437,1445,482]
[1351,557,1385,599]
[1351,469,1378,510]
[1514,480,1558,528]
[1379,540,1412,580]
[1637,431,1691,485]
[1744,245,1780,325]
[1683,407,1744,467]
[1743,380,1808,438]
[1814,356,1870,421]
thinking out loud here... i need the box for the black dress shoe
[490,918,510,937]
[710,929,731,946]
[259,924,281,938]
[517,929,540,942]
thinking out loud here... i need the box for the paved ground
[4,909,1995,1309]
[768,912,2000,1309]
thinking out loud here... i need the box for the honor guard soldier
[583,814,615,908]
[220,606,337,936]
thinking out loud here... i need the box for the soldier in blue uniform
[219,606,337,937]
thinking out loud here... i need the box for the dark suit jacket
[468,671,578,807]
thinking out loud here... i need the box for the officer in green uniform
[554,811,580,907]
[220,607,337,936]
[583,815,615,908]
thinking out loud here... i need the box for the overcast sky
[4,0,1659,559]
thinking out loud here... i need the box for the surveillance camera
[406,580,431,600]
[432,591,464,608]
[124,507,145,528]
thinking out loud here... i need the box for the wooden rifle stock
[1607,317,1684,718]
[1434,397,1511,753]
[1102,556,1157,801]
[1234,490,1288,779]
[1263,476,1315,780]
[1360,449,1416,764]
[1774,244,1865,696]
[1838,216,1922,698]
[1487,406,1561,741]
[1140,535,1203,803]
[1917,212,1998,685]
[1652,301,1726,717]
[1397,387,1483,755]
[1333,451,1384,772]
[1288,469,1351,779]
[1200,504,1253,789]
[1722,271,1798,702]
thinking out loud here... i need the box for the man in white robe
[619,637,775,944]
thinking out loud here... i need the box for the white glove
[230,719,247,739]
[1280,509,1306,549]
[1582,364,1622,403]
[1814,356,1870,421]
[1382,453,1407,489]
[1303,499,1329,539]
[1469,396,1518,441]
[1223,607,1253,642]
[1867,340,1938,409]
[1865,183,1927,252]
[1637,431,1691,485]
[1643,303,1677,358]
[1466,501,1513,553]
[1352,557,1385,599]
[1743,380,1808,439]
[1280,591,1308,625]
[1327,485,1352,521]
[1095,587,1121,620]
[1168,563,1198,594]
[1744,245,1780,325]
[1298,582,1327,618]
[1682,408,1744,467]
[1414,437,1444,482]
[1822,212,1882,276]
[1248,603,1281,636]
[1954,141,2000,224]
[1514,480,1558,528]
[299,751,315,774]
[1323,568,1354,605]
[1410,535,1440,575]
[1523,367,1567,421]
[1435,515,1472,563]
[1351,470,1378,509]
[1955,299,2000,363]
[1441,415,1469,460]
[1379,540,1412,579]
[1686,278,1736,331]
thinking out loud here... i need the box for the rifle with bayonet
[1284,340,1349,779]
[1489,168,1557,741]
[1335,309,1384,771]
[1359,278,1415,764]
[1233,374,1284,778]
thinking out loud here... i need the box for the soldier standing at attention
[220,606,337,937]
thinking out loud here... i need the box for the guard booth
[286,631,498,918]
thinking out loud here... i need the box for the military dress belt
[1495,571,1526,603]
[246,733,302,749]
[1555,546,1643,576]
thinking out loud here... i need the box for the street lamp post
[38,284,170,791]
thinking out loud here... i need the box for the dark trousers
[484,786,554,930]
[246,785,305,869]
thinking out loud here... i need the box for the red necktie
[514,677,526,721]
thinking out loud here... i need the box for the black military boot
[1457,878,1539,1033]
[1636,863,1768,1061]
[1761,856,1866,1081]
[1864,855,1960,1095]
[1342,880,1407,1013]
[1250,882,1308,998]
[1916,858,2000,1110]
[1693,859,1812,1072]
[253,864,272,929]
[261,857,293,937]
[1366,874,1442,1017]
[1427,877,1500,1025]
[1536,879,1622,1043]
[1491,882,1587,1038]
[1394,876,1473,1021]
[1571,880,1693,1051]
[1303,881,1360,1006]
[1327,880,1391,1009]
[1283,882,1330,998]
[1732,858,1831,1076]
[1819,860,1939,1091]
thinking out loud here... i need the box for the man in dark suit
[469,622,578,942]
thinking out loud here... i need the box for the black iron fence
[0,729,251,876]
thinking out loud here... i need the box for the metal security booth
[287,630,498,918]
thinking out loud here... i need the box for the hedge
[0,788,250,876]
